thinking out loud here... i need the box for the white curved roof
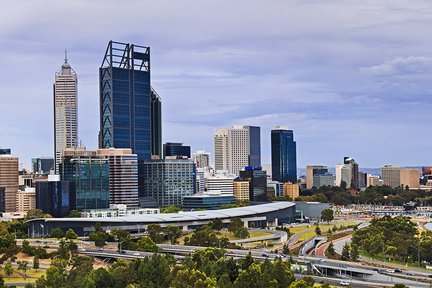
[33,202,295,224]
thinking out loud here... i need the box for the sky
[0,0,431,170]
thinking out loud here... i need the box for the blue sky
[0,0,431,169]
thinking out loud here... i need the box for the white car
[339,281,350,286]
[386,269,395,273]
[133,252,140,256]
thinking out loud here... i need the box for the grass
[177,230,273,244]
[358,248,431,271]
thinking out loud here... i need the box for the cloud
[360,56,432,76]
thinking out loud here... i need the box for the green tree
[163,225,182,244]
[282,244,290,255]
[321,209,334,223]
[89,231,108,248]
[17,260,29,279]
[234,263,265,288]
[4,263,13,277]
[136,254,170,288]
[392,284,408,288]
[51,228,65,239]
[147,224,163,243]
[301,276,315,287]
[326,242,336,257]
[271,258,295,288]
[36,265,67,288]
[65,228,78,240]
[350,243,359,261]
[33,256,40,271]
[217,273,232,288]
[160,205,181,213]
[228,217,244,235]
[211,218,223,232]
[136,237,159,252]
[26,209,51,219]
[235,227,250,239]
[320,282,331,288]
[68,210,82,218]
[67,256,94,288]
[87,267,115,288]
[341,242,350,261]
[315,226,321,236]
[171,266,217,288]
[22,239,34,256]
[288,279,309,288]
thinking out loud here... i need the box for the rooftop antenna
[64,49,68,63]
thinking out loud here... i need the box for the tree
[163,225,182,244]
[228,217,244,235]
[301,276,315,287]
[4,263,13,277]
[89,231,108,248]
[235,227,250,239]
[326,242,336,257]
[65,228,78,240]
[282,244,290,255]
[315,226,321,236]
[67,256,94,287]
[321,209,334,223]
[68,210,82,218]
[51,228,65,239]
[350,243,359,261]
[87,267,115,288]
[393,284,408,288]
[171,266,217,288]
[17,260,29,279]
[288,280,309,288]
[137,237,159,252]
[33,256,40,271]
[26,209,51,219]
[36,265,67,288]
[160,205,181,214]
[211,218,223,232]
[147,224,163,243]
[341,242,350,261]
[136,254,170,288]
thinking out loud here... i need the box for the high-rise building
[214,125,261,175]
[206,173,236,196]
[35,175,70,218]
[16,187,36,212]
[142,159,196,207]
[32,157,54,175]
[151,88,162,158]
[313,173,335,188]
[239,167,267,202]
[99,41,162,197]
[97,148,139,207]
[60,148,109,210]
[344,157,359,189]
[0,155,19,212]
[283,182,299,200]
[196,168,205,193]
[54,54,78,174]
[335,164,351,187]
[193,150,210,168]
[381,166,420,189]
[163,143,191,159]
[0,149,11,155]
[271,126,297,183]
[306,165,328,189]
[233,180,250,201]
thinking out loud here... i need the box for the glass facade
[240,167,267,202]
[182,195,235,210]
[35,180,70,218]
[151,88,162,158]
[143,159,196,207]
[99,41,155,197]
[60,156,109,210]
[32,157,54,175]
[0,149,11,155]
[271,128,297,183]
[163,143,191,159]
[247,126,261,168]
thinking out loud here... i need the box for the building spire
[64,49,68,64]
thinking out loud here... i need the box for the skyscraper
[344,157,359,189]
[0,155,19,212]
[99,41,162,196]
[214,125,261,175]
[193,150,210,168]
[54,53,78,174]
[271,126,297,183]
[163,143,191,159]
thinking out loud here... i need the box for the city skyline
[1,1,432,169]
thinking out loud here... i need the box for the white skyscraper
[54,53,78,173]
[335,164,351,187]
[214,125,260,176]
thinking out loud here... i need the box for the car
[229,251,236,254]
[133,252,140,256]
[428,274,432,278]
[261,253,269,257]
[339,281,350,286]
[117,250,126,254]
[394,269,402,273]
[78,248,86,252]
[43,245,50,248]
[407,272,414,276]
[386,269,395,273]
[97,248,104,251]
[35,240,42,243]
[372,268,379,271]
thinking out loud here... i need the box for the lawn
[177,230,273,244]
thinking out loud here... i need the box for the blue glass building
[163,142,191,159]
[0,149,11,155]
[35,177,70,218]
[271,127,297,183]
[247,126,261,168]
[60,153,109,210]
[99,41,162,197]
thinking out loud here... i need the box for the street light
[118,240,125,253]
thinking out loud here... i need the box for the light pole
[118,240,125,253]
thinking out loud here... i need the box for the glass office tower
[271,126,297,183]
[99,41,162,196]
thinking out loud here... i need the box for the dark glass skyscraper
[247,126,261,168]
[163,142,191,159]
[271,126,297,183]
[99,41,162,196]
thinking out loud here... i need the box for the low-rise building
[283,182,299,200]
[81,204,159,218]
[16,187,36,212]
[233,180,250,201]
